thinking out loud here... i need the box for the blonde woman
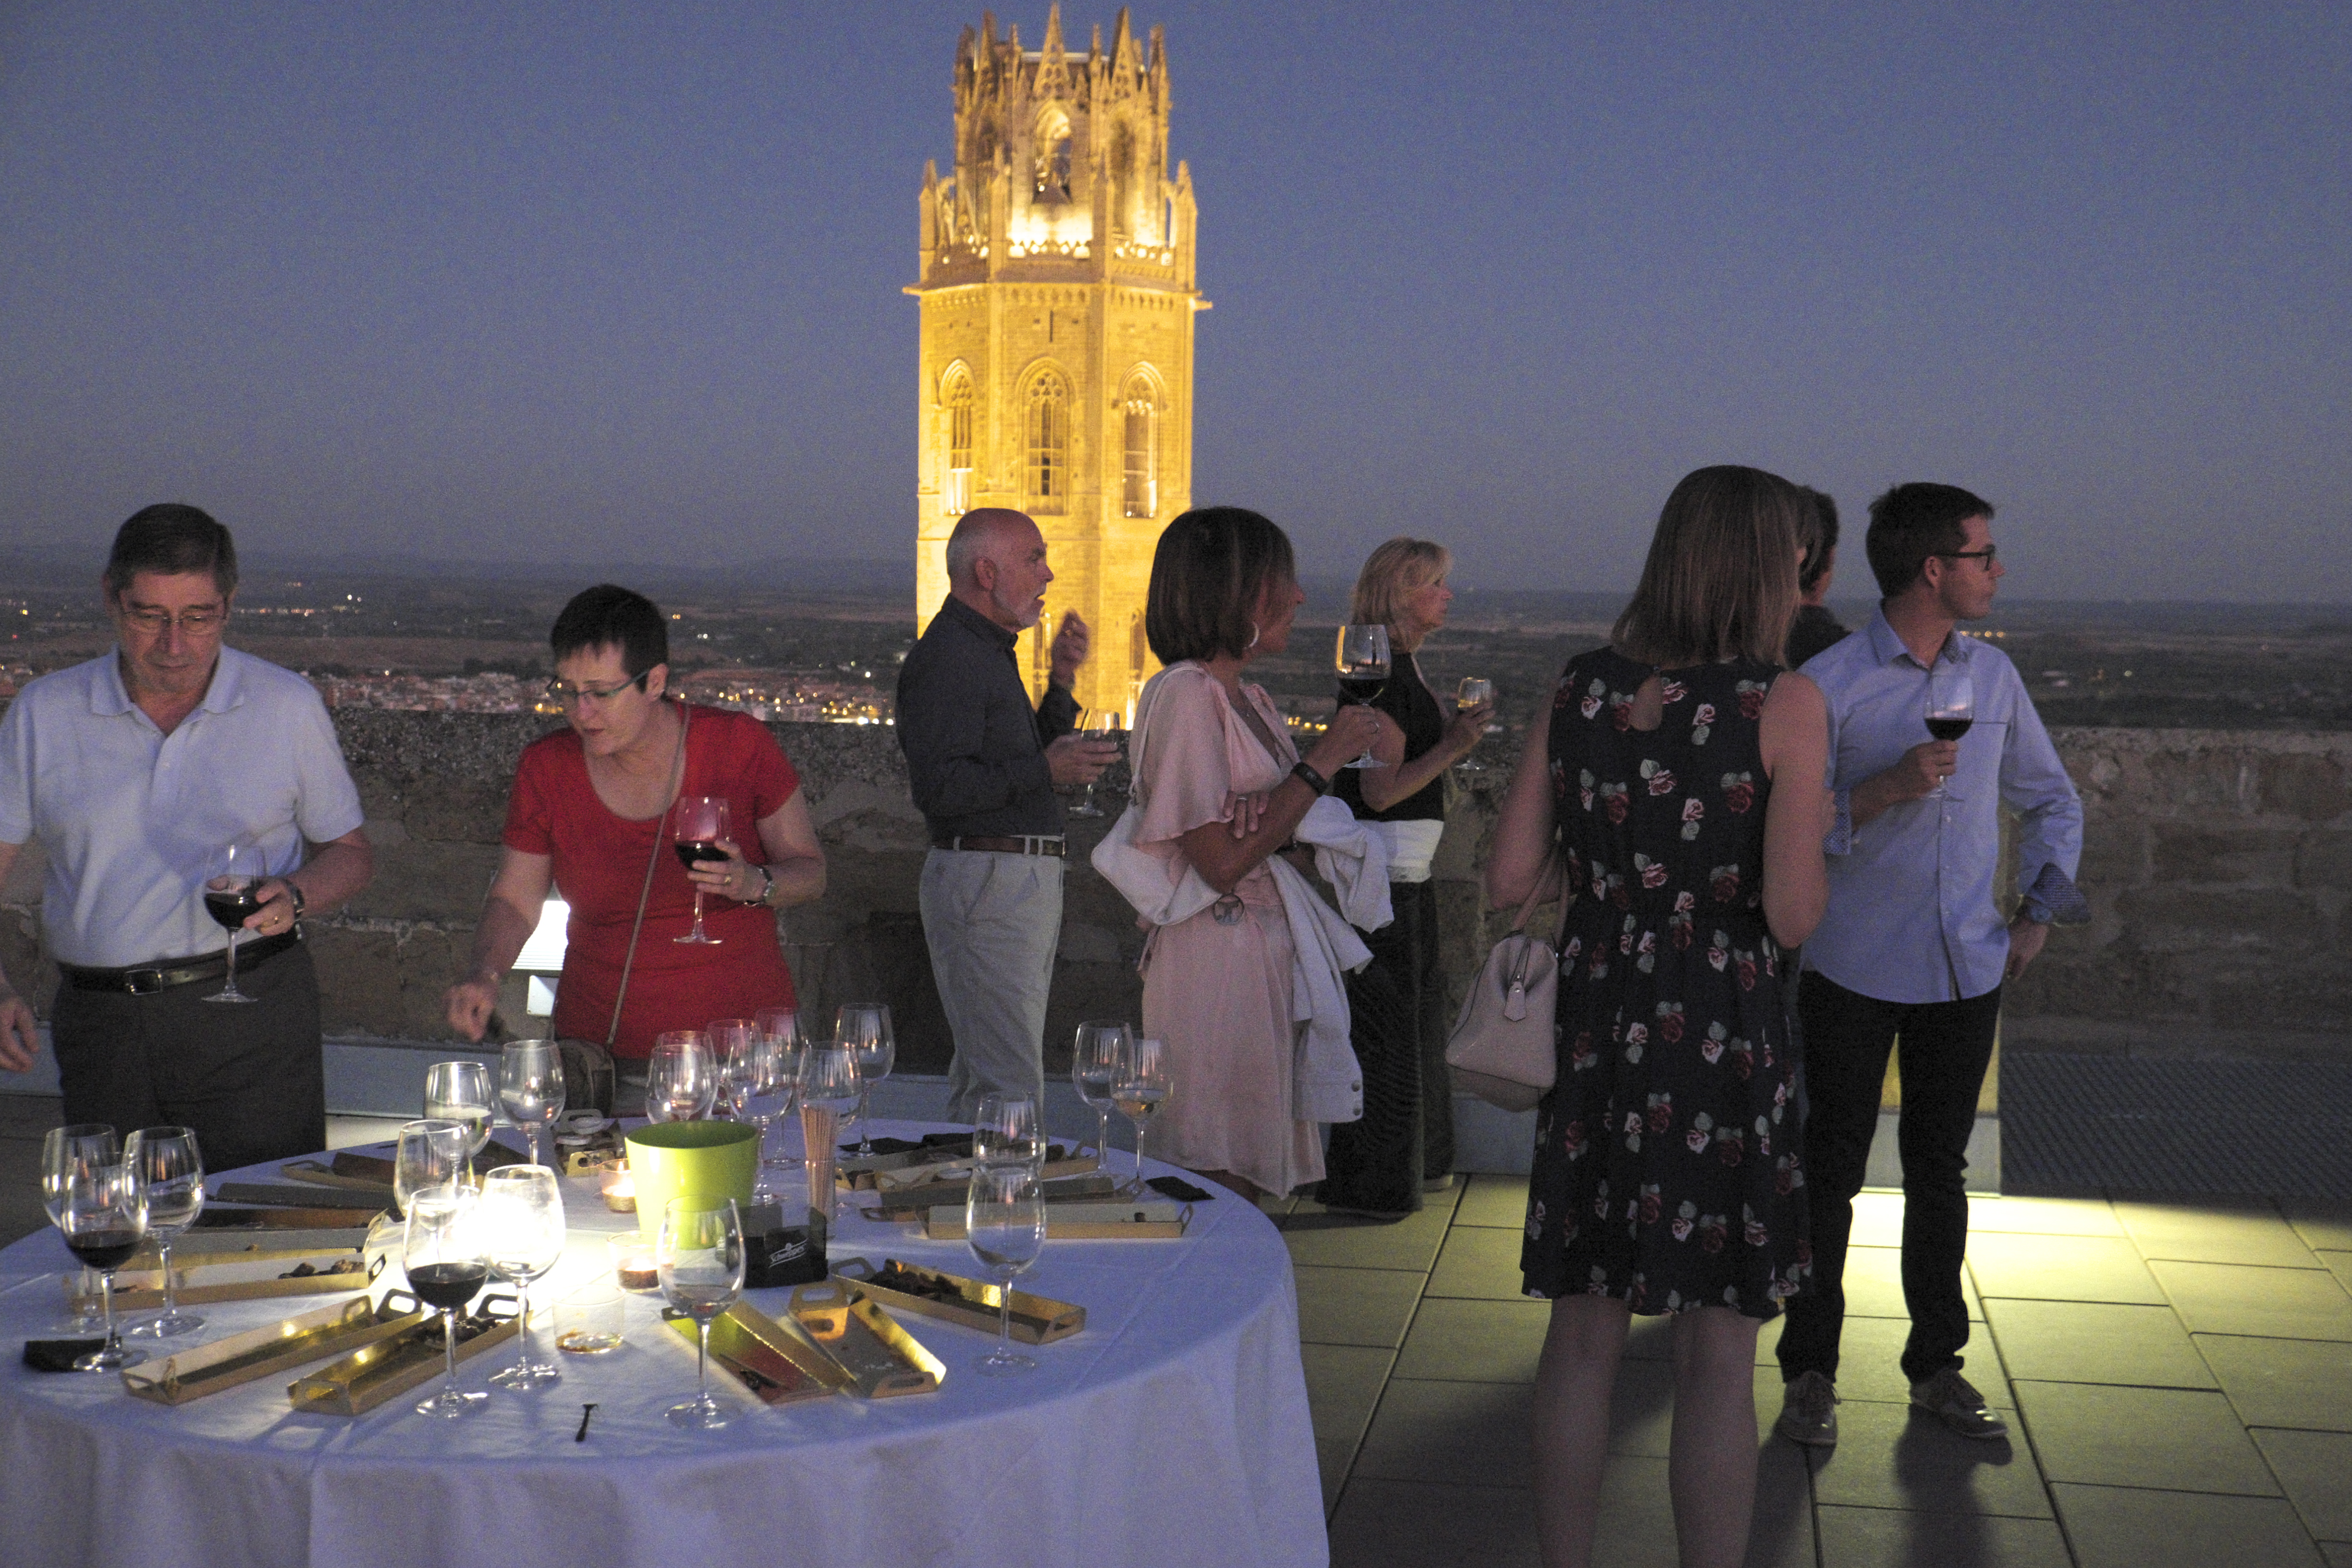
[1318,538,1492,1216]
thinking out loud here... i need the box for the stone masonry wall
[0,716,2345,1066]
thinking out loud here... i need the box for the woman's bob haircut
[1146,506,1298,665]
[1612,466,1807,669]
[1348,537,1453,649]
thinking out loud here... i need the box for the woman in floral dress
[1485,466,1830,1568]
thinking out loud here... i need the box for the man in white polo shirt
[0,504,374,1171]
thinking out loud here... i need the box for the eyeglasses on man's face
[1936,545,1998,567]
[117,604,228,636]
[542,672,650,707]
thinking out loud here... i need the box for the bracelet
[1290,760,1332,796]
[287,883,308,918]
[755,864,776,906]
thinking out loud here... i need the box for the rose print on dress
[1681,796,1705,841]
[1719,772,1756,813]
[1641,759,1677,796]
[1735,678,1769,720]
[1691,702,1715,747]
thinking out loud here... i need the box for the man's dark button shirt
[896,594,1079,840]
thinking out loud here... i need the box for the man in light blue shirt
[1773,483,2082,1449]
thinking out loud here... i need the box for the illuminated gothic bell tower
[909,6,1206,717]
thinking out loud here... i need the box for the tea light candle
[600,1162,637,1214]
[608,1235,660,1293]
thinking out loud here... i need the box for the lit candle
[607,1234,660,1293]
[600,1161,636,1214]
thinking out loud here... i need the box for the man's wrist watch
[1291,760,1332,796]
[287,882,307,919]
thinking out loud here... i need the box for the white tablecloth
[0,1121,1327,1568]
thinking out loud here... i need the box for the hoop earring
[1246,621,1261,650]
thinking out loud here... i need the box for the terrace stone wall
[1,714,2345,1067]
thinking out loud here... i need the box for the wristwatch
[286,882,308,919]
[754,864,776,906]
[1290,760,1332,796]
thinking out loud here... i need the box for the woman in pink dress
[1127,508,1382,1201]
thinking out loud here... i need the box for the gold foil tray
[834,1256,1085,1345]
[81,1248,376,1312]
[785,1281,944,1397]
[663,1300,848,1405]
[287,1292,520,1416]
[122,1295,419,1406]
[924,1199,1191,1241]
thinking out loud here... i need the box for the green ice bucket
[624,1121,760,1240]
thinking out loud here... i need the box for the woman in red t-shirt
[444,586,826,1071]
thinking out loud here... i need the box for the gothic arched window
[1026,369,1069,513]
[941,364,974,514]
[1121,369,1159,518]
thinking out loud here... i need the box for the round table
[0,1121,1326,1568]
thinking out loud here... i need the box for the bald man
[896,509,1117,1119]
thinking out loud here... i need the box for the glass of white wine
[423,1060,496,1178]
[1455,677,1495,773]
[1112,1035,1171,1195]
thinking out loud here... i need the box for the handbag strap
[1505,849,1560,935]
[604,698,690,1048]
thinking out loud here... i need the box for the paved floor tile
[1284,1200,1457,1273]
[1301,1342,1398,1455]
[2282,1199,2352,1254]
[2114,1199,2320,1268]
[1982,1298,2216,1389]
[1327,1479,1539,1568]
[1965,1195,2126,1238]
[1293,1264,1428,1349]
[2318,1250,2352,1294]
[1579,1452,1813,1568]
[2195,1334,2352,1431]
[1392,1296,1550,1383]
[1744,1443,1819,1568]
[1814,1506,2073,1568]
[1315,1438,1353,1516]
[1846,1243,1988,1321]
[1352,1376,1534,1487]
[1804,1398,2053,1519]
[2014,1381,2278,1495]
[1965,1233,2167,1305]
[2324,1545,2352,1568]
[1426,1225,1529,1301]
[1454,1173,1530,1229]
[2051,1483,2326,1568]
[1799,1312,2016,1409]
[1849,1191,1908,1248]
[2152,1259,2352,1341]
[2252,1428,2352,1541]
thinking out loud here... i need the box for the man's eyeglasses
[542,672,650,707]
[119,605,227,636]
[1937,545,1998,567]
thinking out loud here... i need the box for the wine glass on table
[481,1164,565,1391]
[1455,677,1495,773]
[973,1092,1045,1175]
[1924,663,1975,800]
[644,1031,718,1124]
[404,1183,490,1418]
[199,841,266,1003]
[497,1041,566,1168]
[673,795,731,945]
[717,1023,782,1197]
[835,1003,894,1159]
[423,1060,496,1180]
[41,1124,117,1335]
[1072,1020,1128,1169]
[1335,625,1392,769]
[122,1126,205,1339]
[657,1196,746,1430]
[753,1005,804,1169]
[965,1163,1046,1378]
[707,1018,758,1120]
[1111,1034,1171,1195]
[394,1119,471,1218]
[797,1044,860,1223]
[60,1162,147,1371]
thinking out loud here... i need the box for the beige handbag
[1444,857,1560,1113]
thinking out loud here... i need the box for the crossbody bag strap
[1507,847,1560,935]
[605,699,690,1049]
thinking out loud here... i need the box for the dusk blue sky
[3,3,2346,600]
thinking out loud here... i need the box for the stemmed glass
[199,841,266,1003]
[1335,625,1392,769]
[1455,677,1495,773]
[707,1019,758,1120]
[122,1127,205,1339]
[497,1041,566,1167]
[720,1025,783,1197]
[798,1045,860,1222]
[394,1119,471,1218]
[644,1031,718,1123]
[1072,1020,1128,1167]
[60,1163,147,1371]
[1112,1035,1172,1195]
[673,795,731,945]
[1068,711,1123,817]
[424,1061,496,1179]
[481,1165,565,1391]
[835,1004,895,1158]
[658,1196,746,1430]
[966,1163,1046,1378]
[973,1092,1045,1174]
[753,1005,805,1168]
[403,1184,490,1418]
[40,1123,117,1334]
[1924,663,1975,799]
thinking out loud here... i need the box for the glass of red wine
[200,841,266,1004]
[1335,625,1391,769]
[1924,663,1975,799]
[40,1123,117,1334]
[672,795,731,945]
[404,1183,491,1418]
[59,1162,147,1371]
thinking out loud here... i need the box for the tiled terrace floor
[1275,1177,2352,1568]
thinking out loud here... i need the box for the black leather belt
[932,835,1066,857]
[59,929,303,995]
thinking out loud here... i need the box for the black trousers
[1776,970,2000,1385]
[1318,880,1454,1214]
[50,941,329,1174]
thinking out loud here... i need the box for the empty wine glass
[1071,1020,1128,1167]
[60,1162,147,1371]
[1335,625,1392,769]
[673,795,731,945]
[965,1163,1046,1378]
[122,1126,205,1339]
[41,1124,116,1335]
[497,1041,566,1167]
[199,841,266,1003]
[1456,677,1495,773]
[1925,662,1975,799]
[658,1196,746,1429]
[707,1018,758,1120]
[1112,1035,1172,1195]
[718,1025,782,1196]
[394,1119,471,1218]
[644,1031,718,1124]
[754,1005,804,1168]
[423,1060,496,1177]
[835,1003,894,1158]
[973,1092,1045,1174]
[481,1165,565,1391]
[404,1184,490,1418]
[798,1044,860,1222]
